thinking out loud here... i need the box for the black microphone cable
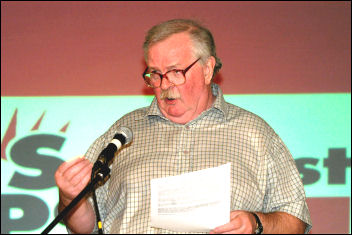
[91,170,104,234]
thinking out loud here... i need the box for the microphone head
[118,126,133,145]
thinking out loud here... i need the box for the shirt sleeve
[263,131,312,233]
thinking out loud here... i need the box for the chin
[162,105,185,118]
[166,108,184,117]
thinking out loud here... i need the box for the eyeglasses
[142,58,200,88]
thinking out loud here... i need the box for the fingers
[210,222,236,234]
[210,211,241,234]
[56,157,90,180]
[57,156,86,175]
[56,156,83,179]
[209,211,254,234]
[65,160,91,184]
[70,161,93,187]
[55,156,93,201]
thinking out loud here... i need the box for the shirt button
[183,150,189,154]
[185,126,190,130]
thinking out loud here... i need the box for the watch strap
[251,212,263,234]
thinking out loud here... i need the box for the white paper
[150,163,231,232]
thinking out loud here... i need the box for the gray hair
[143,19,222,77]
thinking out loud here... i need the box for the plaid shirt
[82,83,312,233]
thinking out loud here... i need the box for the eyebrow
[148,63,182,72]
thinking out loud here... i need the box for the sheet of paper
[150,163,231,232]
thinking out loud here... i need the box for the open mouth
[165,97,177,104]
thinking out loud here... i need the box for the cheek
[180,82,202,105]
[187,73,206,94]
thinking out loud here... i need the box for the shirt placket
[177,125,193,174]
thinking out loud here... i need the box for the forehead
[147,32,194,68]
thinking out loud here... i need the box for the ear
[203,56,216,85]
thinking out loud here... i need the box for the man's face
[147,32,215,124]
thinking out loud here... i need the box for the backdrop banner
[1,94,350,233]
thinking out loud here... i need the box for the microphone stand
[41,164,111,234]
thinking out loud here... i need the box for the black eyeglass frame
[142,58,201,88]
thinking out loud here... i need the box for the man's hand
[54,156,96,234]
[210,210,307,234]
[210,210,256,234]
[55,156,93,207]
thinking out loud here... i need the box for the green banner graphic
[1,94,351,233]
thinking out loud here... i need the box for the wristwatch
[251,212,263,234]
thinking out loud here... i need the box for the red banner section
[307,197,350,234]
[1,2,351,96]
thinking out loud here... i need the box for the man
[55,19,312,233]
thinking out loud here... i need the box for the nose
[160,75,173,90]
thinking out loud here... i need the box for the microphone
[93,126,133,172]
